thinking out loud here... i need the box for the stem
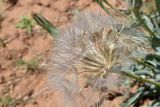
[122,71,160,88]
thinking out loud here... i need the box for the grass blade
[33,13,59,38]
[95,0,111,15]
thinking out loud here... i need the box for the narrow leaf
[95,0,111,15]
[33,13,59,38]
[122,87,144,107]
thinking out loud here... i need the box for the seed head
[47,12,146,107]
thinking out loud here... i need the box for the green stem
[122,71,160,88]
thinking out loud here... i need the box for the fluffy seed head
[47,12,146,107]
